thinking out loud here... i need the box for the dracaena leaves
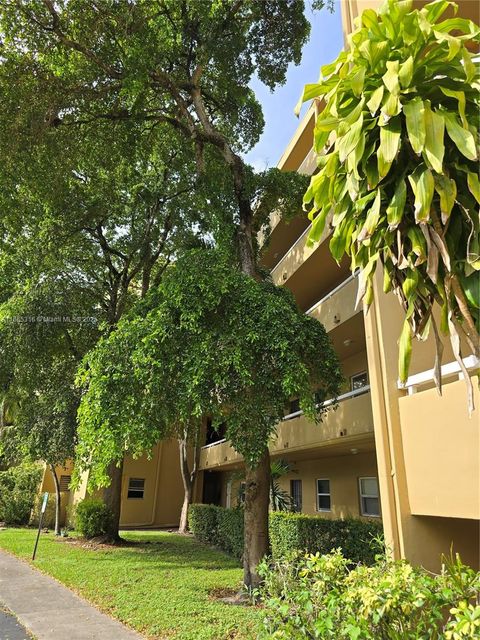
[299,0,480,395]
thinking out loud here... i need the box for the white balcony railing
[282,384,371,421]
[398,355,480,395]
[201,438,227,450]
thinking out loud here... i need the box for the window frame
[290,478,302,512]
[350,371,369,392]
[316,478,331,512]
[127,477,145,500]
[358,476,381,517]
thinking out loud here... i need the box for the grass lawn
[0,528,262,640]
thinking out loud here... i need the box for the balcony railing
[271,222,312,272]
[201,438,227,450]
[282,384,370,421]
[305,271,359,316]
[398,355,480,395]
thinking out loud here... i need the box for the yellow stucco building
[41,0,479,571]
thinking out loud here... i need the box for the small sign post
[32,492,49,561]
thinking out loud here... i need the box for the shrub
[216,507,244,560]
[188,504,220,545]
[269,511,383,565]
[189,504,381,565]
[258,550,480,639]
[75,498,113,539]
[0,463,42,525]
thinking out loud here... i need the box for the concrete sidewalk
[0,549,144,640]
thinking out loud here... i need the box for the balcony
[306,272,359,333]
[398,359,480,520]
[199,386,374,470]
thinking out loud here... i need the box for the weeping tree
[297,0,480,408]
[76,249,342,587]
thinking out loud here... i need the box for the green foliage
[298,0,480,401]
[269,511,383,565]
[258,550,480,639]
[188,505,381,565]
[0,463,42,525]
[75,498,113,539]
[76,249,342,486]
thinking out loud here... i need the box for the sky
[244,1,344,171]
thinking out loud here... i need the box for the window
[290,479,302,512]
[59,475,71,492]
[127,478,145,499]
[359,477,380,517]
[351,371,369,391]
[289,398,300,414]
[316,479,331,511]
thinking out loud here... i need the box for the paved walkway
[0,607,32,639]
[0,549,144,640]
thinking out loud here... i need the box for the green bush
[75,498,113,539]
[258,550,480,639]
[269,511,383,565]
[216,507,244,560]
[189,504,381,565]
[188,504,220,545]
[0,463,42,525]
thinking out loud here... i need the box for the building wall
[276,452,379,520]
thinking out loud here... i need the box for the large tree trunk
[178,431,200,534]
[103,459,124,542]
[50,464,61,536]
[243,448,270,589]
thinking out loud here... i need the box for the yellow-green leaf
[358,189,381,242]
[404,98,426,154]
[443,111,478,161]
[337,114,364,163]
[408,166,434,222]
[308,208,329,245]
[378,116,401,179]
[439,87,467,128]
[382,60,400,95]
[381,92,402,118]
[434,175,457,222]
[386,179,407,229]
[433,30,461,61]
[398,317,413,384]
[351,66,366,98]
[399,56,414,88]
[294,83,329,116]
[367,86,384,116]
[423,104,445,173]
[467,171,480,204]
[361,9,384,38]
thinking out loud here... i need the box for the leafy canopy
[297,0,480,404]
[76,250,342,487]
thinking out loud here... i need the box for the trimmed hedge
[188,504,382,564]
[188,504,244,559]
[269,511,382,565]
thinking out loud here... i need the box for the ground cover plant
[258,549,480,639]
[0,528,261,640]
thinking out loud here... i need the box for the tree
[297,0,479,409]
[0,280,99,534]
[0,0,331,554]
[76,249,343,587]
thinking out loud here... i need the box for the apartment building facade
[41,0,479,570]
